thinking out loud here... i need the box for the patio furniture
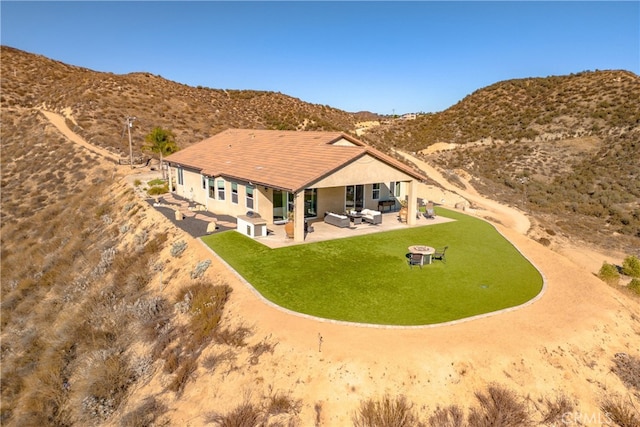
[425,202,436,219]
[347,211,363,225]
[378,200,395,212]
[360,209,382,224]
[432,246,448,263]
[408,253,424,269]
[324,212,350,228]
[408,245,436,265]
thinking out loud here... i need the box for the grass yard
[202,208,543,325]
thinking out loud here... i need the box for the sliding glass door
[273,189,318,223]
[273,190,293,224]
[345,185,364,212]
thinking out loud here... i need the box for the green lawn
[202,208,543,326]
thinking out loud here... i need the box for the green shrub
[598,262,620,286]
[133,179,141,187]
[147,184,168,195]
[621,255,640,278]
[628,278,640,295]
[148,178,166,186]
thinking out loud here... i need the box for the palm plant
[143,127,179,178]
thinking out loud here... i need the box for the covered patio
[256,211,455,249]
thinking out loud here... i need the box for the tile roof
[166,129,426,192]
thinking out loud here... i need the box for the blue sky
[2,1,638,114]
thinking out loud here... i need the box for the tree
[143,127,178,178]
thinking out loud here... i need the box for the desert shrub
[186,282,231,345]
[428,405,465,427]
[148,179,166,186]
[611,353,640,396]
[206,401,263,427]
[249,337,278,365]
[202,349,237,371]
[167,356,198,395]
[170,240,187,258]
[600,396,639,427]
[214,323,253,348]
[133,179,141,187]
[628,278,640,295]
[80,350,136,422]
[190,259,211,279]
[119,396,167,427]
[598,262,620,286]
[264,390,301,417]
[352,394,421,427]
[621,255,640,278]
[144,231,168,255]
[539,394,574,425]
[467,384,532,427]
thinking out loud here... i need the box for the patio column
[407,179,418,225]
[168,165,173,193]
[293,190,305,242]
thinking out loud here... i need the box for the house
[164,129,427,241]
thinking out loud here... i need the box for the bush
[206,401,263,427]
[190,259,211,280]
[428,405,464,427]
[147,184,168,195]
[600,396,639,427]
[622,255,640,278]
[628,278,640,295]
[352,394,421,427]
[467,384,531,427]
[170,240,187,258]
[598,262,620,286]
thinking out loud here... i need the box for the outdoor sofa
[360,208,382,224]
[324,212,350,228]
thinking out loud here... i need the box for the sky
[2,1,639,114]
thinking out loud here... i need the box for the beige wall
[312,154,413,187]
[172,166,271,219]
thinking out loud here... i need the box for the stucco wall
[312,154,414,187]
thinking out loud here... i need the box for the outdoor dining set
[407,245,448,268]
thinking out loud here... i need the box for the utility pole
[126,116,136,169]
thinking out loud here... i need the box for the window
[246,185,254,209]
[177,167,184,185]
[372,183,381,200]
[217,179,225,201]
[202,175,207,190]
[390,181,401,197]
[208,178,216,199]
[231,182,238,204]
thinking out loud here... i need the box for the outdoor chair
[408,253,424,269]
[432,246,448,263]
[425,203,435,219]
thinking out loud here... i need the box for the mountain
[2,45,639,251]
[2,46,640,426]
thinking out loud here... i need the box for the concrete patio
[255,211,455,249]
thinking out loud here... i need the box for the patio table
[408,245,435,265]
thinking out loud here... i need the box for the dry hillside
[2,46,638,255]
[2,46,640,426]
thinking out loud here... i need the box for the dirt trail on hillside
[40,109,122,162]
